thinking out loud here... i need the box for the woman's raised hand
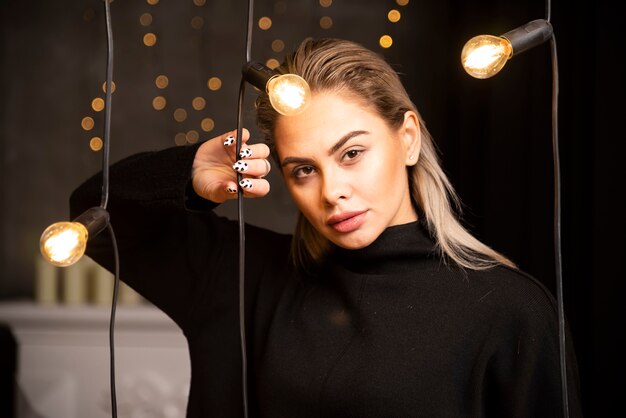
[192,129,272,203]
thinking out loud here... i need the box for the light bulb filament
[45,228,82,262]
[40,222,88,267]
[268,75,309,114]
[463,43,509,70]
[461,35,512,79]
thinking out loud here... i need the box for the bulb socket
[242,61,276,92]
[502,19,553,57]
[74,206,110,238]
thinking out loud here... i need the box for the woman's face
[274,91,420,249]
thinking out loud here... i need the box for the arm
[69,130,274,328]
[482,274,583,417]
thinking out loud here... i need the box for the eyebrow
[280,130,370,168]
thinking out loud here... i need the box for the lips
[327,210,368,233]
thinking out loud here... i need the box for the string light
[242,61,311,116]
[461,19,553,79]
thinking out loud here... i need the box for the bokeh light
[258,17,272,30]
[192,97,206,111]
[271,39,285,52]
[379,35,393,48]
[91,98,104,112]
[152,96,166,110]
[155,75,169,89]
[207,77,222,91]
[143,33,157,47]
[201,118,215,132]
[81,117,94,131]
[102,81,116,94]
[90,137,103,151]
[320,16,333,29]
[388,10,401,23]
[139,13,152,26]
[191,16,204,30]
[266,58,280,69]
[174,108,187,122]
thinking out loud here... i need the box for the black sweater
[70,144,582,417]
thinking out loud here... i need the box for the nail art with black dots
[233,161,248,172]
[239,148,252,158]
[223,135,235,146]
[239,179,253,189]
[226,186,238,194]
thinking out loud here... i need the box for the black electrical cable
[235,76,249,418]
[236,0,255,416]
[101,1,119,417]
[245,0,254,63]
[101,0,114,210]
[543,0,569,414]
[107,223,121,418]
[549,34,569,418]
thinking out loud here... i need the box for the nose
[321,169,351,206]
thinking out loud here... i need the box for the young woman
[71,38,582,417]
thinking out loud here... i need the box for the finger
[232,158,272,178]
[221,181,240,200]
[221,128,251,147]
[238,143,271,160]
[237,178,271,198]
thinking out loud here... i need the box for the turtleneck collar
[328,220,440,275]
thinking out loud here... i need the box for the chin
[326,228,379,250]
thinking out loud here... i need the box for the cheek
[364,152,402,188]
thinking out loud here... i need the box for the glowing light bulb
[39,206,110,267]
[40,222,88,267]
[242,62,311,116]
[461,35,512,79]
[267,74,311,116]
[461,20,553,80]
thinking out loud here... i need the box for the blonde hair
[256,38,515,270]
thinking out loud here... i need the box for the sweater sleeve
[481,270,583,418]
[69,143,235,329]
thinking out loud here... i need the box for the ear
[401,111,421,166]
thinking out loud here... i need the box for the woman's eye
[343,148,363,161]
[293,165,315,178]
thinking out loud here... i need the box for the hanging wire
[107,223,121,418]
[544,0,569,415]
[235,76,249,418]
[101,1,119,417]
[101,0,114,210]
[549,34,569,418]
[236,0,256,416]
[245,0,254,63]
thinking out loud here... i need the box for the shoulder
[461,264,558,328]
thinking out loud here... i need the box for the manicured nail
[223,135,235,146]
[239,148,252,158]
[239,179,253,189]
[226,186,238,194]
[233,161,248,172]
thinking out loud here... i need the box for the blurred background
[0,0,623,417]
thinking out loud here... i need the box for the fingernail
[239,179,253,189]
[239,148,252,158]
[223,135,235,146]
[233,161,248,172]
[226,186,238,194]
